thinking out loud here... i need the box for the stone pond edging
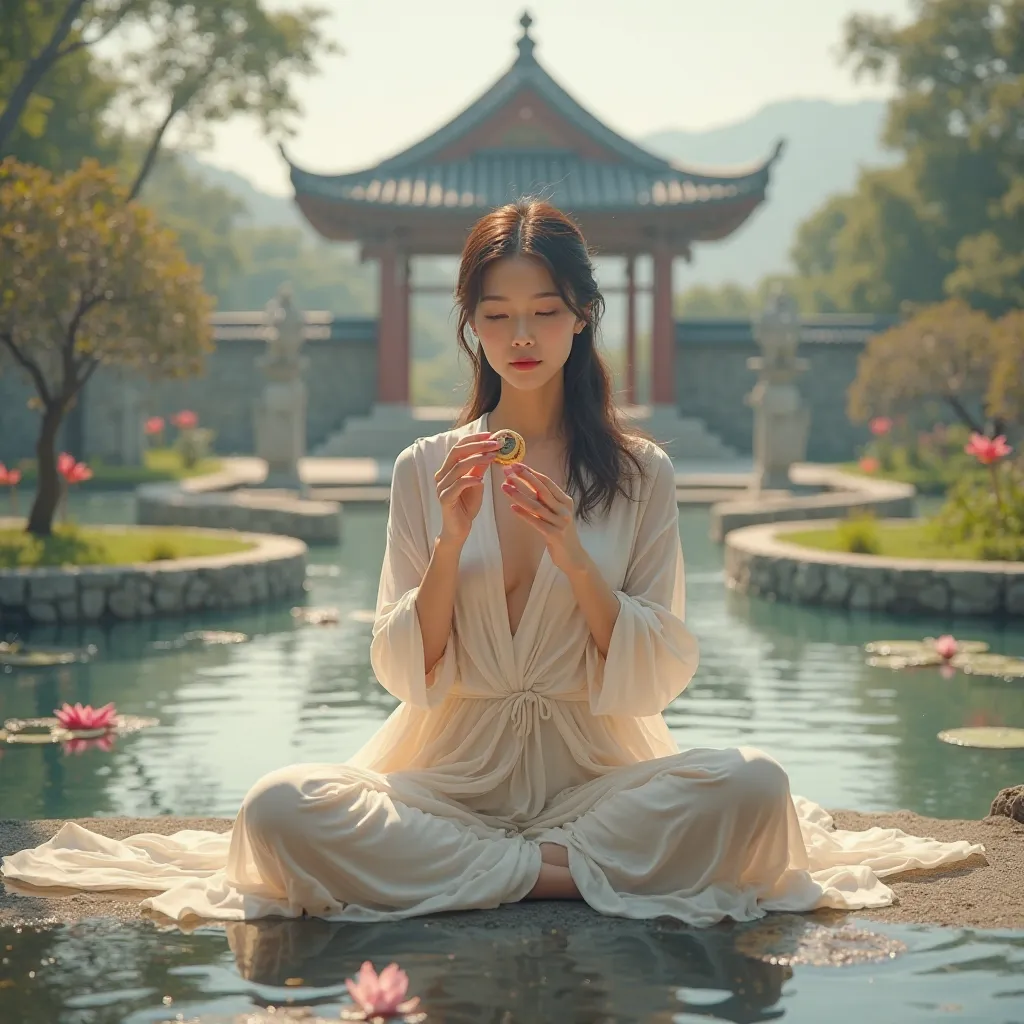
[0,520,307,626]
[710,464,916,541]
[724,519,1024,617]
[135,457,341,545]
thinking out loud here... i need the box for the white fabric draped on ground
[1,421,984,925]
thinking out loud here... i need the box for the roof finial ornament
[517,10,536,61]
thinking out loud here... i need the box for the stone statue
[746,287,809,492]
[254,284,308,491]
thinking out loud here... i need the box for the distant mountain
[642,98,896,286]
[185,98,896,289]
[180,154,309,231]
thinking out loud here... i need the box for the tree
[790,0,1024,315]
[989,310,1024,426]
[0,158,213,535]
[0,0,139,150]
[0,23,119,171]
[847,300,1005,433]
[0,0,336,198]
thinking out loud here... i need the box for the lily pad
[348,609,376,624]
[0,642,97,667]
[937,727,1024,749]
[955,654,1024,679]
[3,713,159,746]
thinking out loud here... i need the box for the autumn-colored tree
[989,310,1024,426]
[0,158,213,536]
[847,301,1003,433]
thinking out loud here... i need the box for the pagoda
[285,12,783,459]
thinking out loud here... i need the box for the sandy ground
[0,810,1021,930]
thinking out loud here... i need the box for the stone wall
[676,316,896,463]
[0,521,308,626]
[725,520,1024,618]
[0,314,377,465]
[0,313,896,465]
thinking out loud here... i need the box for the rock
[990,785,1024,823]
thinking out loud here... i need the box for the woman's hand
[434,433,501,545]
[500,464,587,574]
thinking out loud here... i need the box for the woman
[3,201,981,925]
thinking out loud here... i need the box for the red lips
[510,359,541,368]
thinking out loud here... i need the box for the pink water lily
[345,961,420,1020]
[934,635,958,660]
[54,702,117,732]
[964,433,1012,466]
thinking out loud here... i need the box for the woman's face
[470,256,585,393]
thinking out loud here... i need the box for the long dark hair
[455,199,646,521]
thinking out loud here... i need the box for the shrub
[836,511,882,555]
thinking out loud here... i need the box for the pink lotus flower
[145,416,165,436]
[934,635,958,660]
[0,463,21,487]
[57,452,93,484]
[171,410,198,430]
[345,962,420,1020]
[869,417,893,436]
[964,433,1012,466]
[53,702,117,732]
[859,456,880,474]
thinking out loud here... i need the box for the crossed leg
[525,842,581,900]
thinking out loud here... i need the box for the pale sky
[195,0,912,196]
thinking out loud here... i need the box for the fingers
[436,451,496,498]
[502,480,563,526]
[510,504,558,537]
[502,468,571,518]
[505,464,573,513]
[435,434,500,482]
[438,474,482,506]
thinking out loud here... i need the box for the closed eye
[535,310,558,317]
[484,314,508,320]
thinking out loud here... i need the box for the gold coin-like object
[492,429,526,466]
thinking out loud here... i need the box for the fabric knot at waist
[505,690,553,739]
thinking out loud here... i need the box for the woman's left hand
[500,464,587,574]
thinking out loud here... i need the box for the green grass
[786,520,993,561]
[0,525,252,568]
[15,448,222,489]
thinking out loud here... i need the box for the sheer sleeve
[369,443,457,710]
[585,446,699,717]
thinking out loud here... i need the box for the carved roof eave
[293,189,765,254]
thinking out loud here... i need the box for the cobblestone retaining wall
[0,522,307,626]
[725,520,1024,618]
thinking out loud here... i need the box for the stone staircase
[313,403,738,462]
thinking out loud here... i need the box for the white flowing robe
[1,416,983,924]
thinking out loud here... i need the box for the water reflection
[2,914,1023,1024]
[1,504,1022,822]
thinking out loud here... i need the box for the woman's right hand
[434,432,501,545]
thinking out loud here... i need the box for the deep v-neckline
[483,466,549,641]
[477,413,549,642]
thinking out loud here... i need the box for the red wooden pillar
[377,243,410,404]
[624,255,637,405]
[650,243,675,406]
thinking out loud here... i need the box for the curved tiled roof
[285,13,784,214]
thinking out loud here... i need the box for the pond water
[2,492,1023,1023]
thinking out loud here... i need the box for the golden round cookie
[491,429,526,466]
